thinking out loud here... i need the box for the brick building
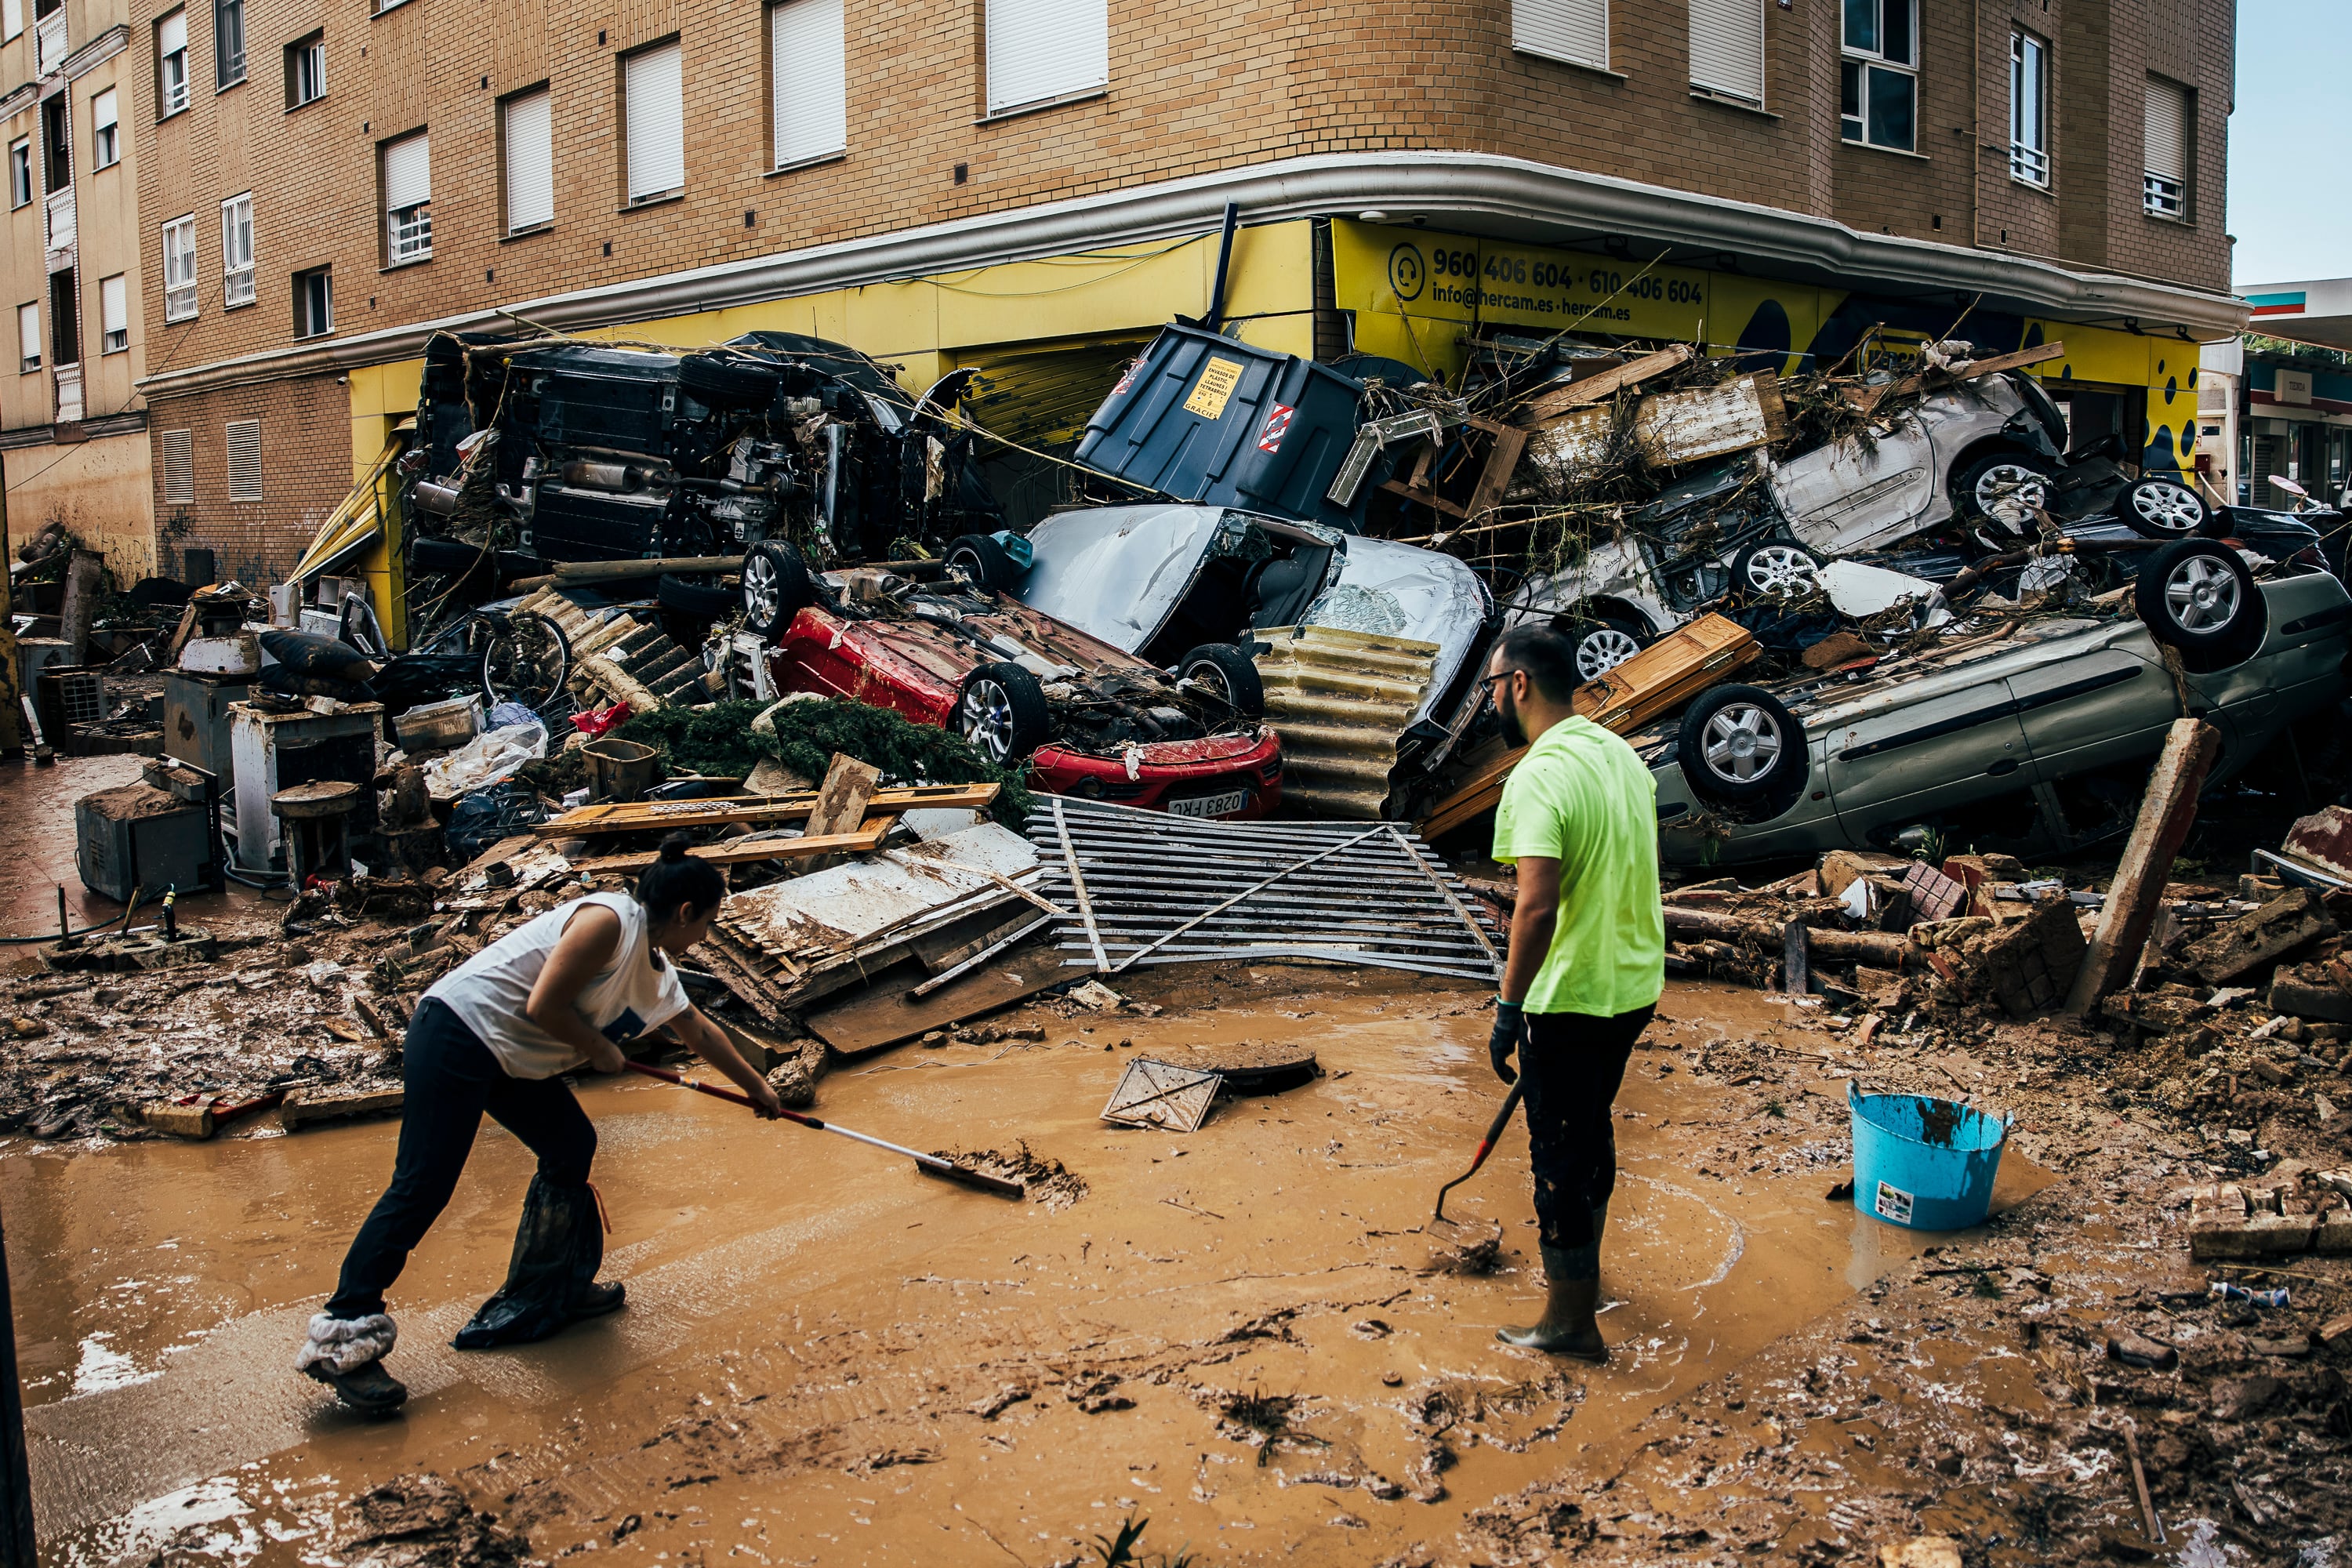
[116,0,2243,635]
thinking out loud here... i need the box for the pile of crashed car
[386,317,2352,867]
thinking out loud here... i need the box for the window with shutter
[162,214,197,321]
[1,0,18,42]
[1689,0,1763,104]
[100,273,125,352]
[771,0,847,168]
[16,303,38,373]
[221,193,255,307]
[2143,74,2190,219]
[503,88,553,231]
[225,419,262,503]
[159,427,194,504]
[985,0,1106,117]
[383,130,430,262]
[1512,0,1607,71]
[92,88,118,169]
[7,140,27,208]
[2009,32,2048,187]
[624,42,684,202]
[158,10,189,116]
[214,0,245,88]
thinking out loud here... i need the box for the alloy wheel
[742,553,779,626]
[958,679,1016,763]
[1575,626,1642,681]
[1974,463,2050,527]
[1700,703,1784,783]
[1744,545,1821,598]
[2165,554,2241,631]
[2131,481,2205,534]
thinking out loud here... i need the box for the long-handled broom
[624,1060,1026,1199]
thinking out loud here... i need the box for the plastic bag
[423,719,548,800]
[487,700,539,729]
[571,702,633,739]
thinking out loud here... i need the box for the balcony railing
[387,205,431,264]
[2143,172,2184,220]
[2009,143,2049,187]
[53,362,82,424]
[34,10,66,76]
[43,187,73,270]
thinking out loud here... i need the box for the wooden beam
[1463,424,1528,521]
[538,782,1000,837]
[1515,343,1697,425]
[572,816,895,874]
[2063,717,2221,1015]
[1849,340,2066,415]
[807,753,882,837]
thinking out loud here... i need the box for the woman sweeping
[297,837,782,1414]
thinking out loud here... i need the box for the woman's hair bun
[658,834,691,863]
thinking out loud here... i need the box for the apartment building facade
[123,0,2241,626]
[1,0,154,578]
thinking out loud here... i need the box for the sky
[2228,2,2352,287]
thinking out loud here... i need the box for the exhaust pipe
[559,459,652,492]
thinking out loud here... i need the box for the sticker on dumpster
[1874,1181,1915,1225]
[1256,404,1296,452]
[1183,357,1246,419]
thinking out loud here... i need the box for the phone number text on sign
[1408,243,1704,323]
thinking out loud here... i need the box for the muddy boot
[1497,1247,1607,1361]
[451,1175,621,1349]
[296,1312,408,1414]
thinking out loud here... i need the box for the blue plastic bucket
[1847,1084,2009,1231]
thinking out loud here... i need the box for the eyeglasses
[1477,670,1525,691]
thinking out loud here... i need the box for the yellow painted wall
[2,432,156,581]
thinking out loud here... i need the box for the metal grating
[158,427,194,503]
[224,419,263,501]
[1025,796,1503,981]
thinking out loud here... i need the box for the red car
[752,546,1282,820]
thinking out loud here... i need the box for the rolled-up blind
[383,130,430,209]
[504,89,553,230]
[1689,0,1764,103]
[771,0,847,165]
[2143,74,2189,181]
[158,9,184,56]
[1512,0,1607,71]
[625,42,684,200]
[985,0,1105,115]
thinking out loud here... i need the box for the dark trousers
[325,999,597,1320]
[1519,1004,1655,1281]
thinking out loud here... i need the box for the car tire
[1563,616,1650,682]
[1951,448,2054,529]
[1678,683,1807,808]
[479,612,572,712]
[2118,475,2218,539]
[677,354,780,409]
[1732,541,1825,601]
[955,662,1052,765]
[1177,643,1266,719]
[657,573,737,619]
[740,541,815,637]
[2135,539,2262,657]
[945,532,1025,592]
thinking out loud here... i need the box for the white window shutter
[1689,0,1764,103]
[225,419,263,502]
[17,304,37,366]
[625,42,684,200]
[504,89,554,231]
[1512,0,1607,71]
[771,0,847,166]
[100,274,125,336]
[159,428,194,503]
[985,0,1106,115]
[93,88,116,134]
[2144,75,2188,181]
[158,9,184,56]
[2,0,19,41]
[383,131,430,209]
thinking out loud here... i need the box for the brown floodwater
[5,974,2049,1566]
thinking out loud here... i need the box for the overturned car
[402,332,1002,612]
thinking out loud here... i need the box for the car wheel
[945,532,1025,592]
[1564,617,1649,682]
[1733,541,1825,601]
[479,612,571,712]
[657,573,737,619]
[1951,449,2053,528]
[740,541,815,637]
[955,662,1052,765]
[1678,683,1807,807]
[2118,476,2216,539]
[2135,539,2261,655]
[1177,643,1266,719]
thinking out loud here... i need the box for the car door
[2004,641,2176,784]
[1769,412,1937,556]
[1819,676,2031,839]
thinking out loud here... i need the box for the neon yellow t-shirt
[1490,715,1665,1018]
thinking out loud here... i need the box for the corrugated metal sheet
[1251,624,1440,819]
[957,336,1152,450]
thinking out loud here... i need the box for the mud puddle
[12,972,2044,1567]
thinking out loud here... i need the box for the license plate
[1167,788,1250,819]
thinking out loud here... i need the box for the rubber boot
[303,1357,409,1414]
[1496,1272,1606,1361]
[452,1174,623,1349]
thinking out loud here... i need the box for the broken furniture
[74,757,224,902]
[271,780,365,887]
[229,700,383,871]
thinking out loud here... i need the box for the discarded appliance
[75,758,224,902]
[229,700,382,872]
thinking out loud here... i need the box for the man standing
[1482,624,1665,1360]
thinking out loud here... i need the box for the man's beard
[1496,690,1528,749]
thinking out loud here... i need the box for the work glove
[1489,998,1524,1085]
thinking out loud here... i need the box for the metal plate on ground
[1100,1058,1223,1133]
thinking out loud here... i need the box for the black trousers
[1519,1004,1655,1279]
[325,999,597,1320]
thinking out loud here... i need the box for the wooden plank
[571,817,895,873]
[1464,424,1528,521]
[801,943,1066,1058]
[537,783,999,837]
[1850,340,2066,415]
[1515,343,1697,424]
[808,753,883,837]
[280,1085,405,1131]
[1377,479,1469,519]
[2063,718,2222,1015]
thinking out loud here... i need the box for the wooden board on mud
[801,942,1064,1058]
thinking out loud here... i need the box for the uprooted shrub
[617,697,1033,825]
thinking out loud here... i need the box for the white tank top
[426,892,691,1080]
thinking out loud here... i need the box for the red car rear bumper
[1032,730,1283,820]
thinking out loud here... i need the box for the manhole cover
[1159,1040,1319,1093]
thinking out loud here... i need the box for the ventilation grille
[225,419,263,502]
[159,426,194,503]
